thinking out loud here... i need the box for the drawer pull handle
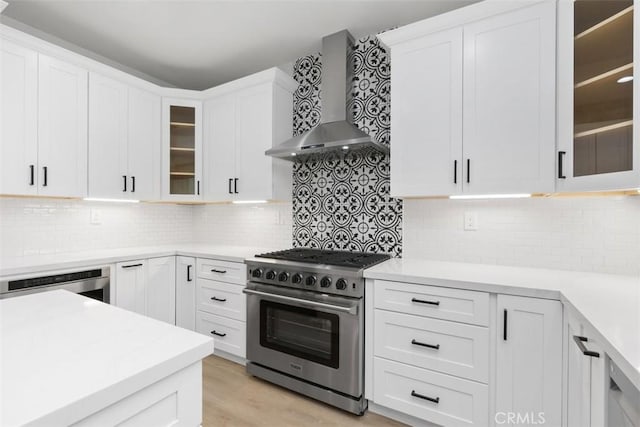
[211,269,227,274]
[211,296,227,302]
[211,330,226,337]
[411,297,440,306]
[122,263,143,269]
[573,335,600,358]
[411,339,440,350]
[411,390,439,404]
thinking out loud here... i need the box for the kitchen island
[0,290,213,426]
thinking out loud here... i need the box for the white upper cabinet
[203,69,295,202]
[162,98,202,201]
[89,73,160,200]
[379,1,556,197]
[557,1,638,191]
[1,40,87,198]
[0,39,38,195]
[37,54,88,198]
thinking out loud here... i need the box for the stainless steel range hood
[266,30,389,160]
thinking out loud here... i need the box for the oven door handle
[242,288,358,316]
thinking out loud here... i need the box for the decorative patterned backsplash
[291,35,403,257]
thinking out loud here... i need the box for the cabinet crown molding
[201,67,297,99]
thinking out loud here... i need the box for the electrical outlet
[464,211,478,231]
[90,209,102,225]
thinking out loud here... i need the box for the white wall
[403,196,640,276]
[191,202,292,249]
[0,197,192,258]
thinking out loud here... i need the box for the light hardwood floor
[202,355,406,426]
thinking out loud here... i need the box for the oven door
[244,283,363,398]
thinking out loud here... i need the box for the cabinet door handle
[211,296,227,302]
[122,175,127,192]
[558,151,567,179]
[234,178,238,194]
[503,309,508,341]
[228,178,233,194]
[411,297,440,306]
[573,335,600,358]
[197,180,200,195]
[131,176,135,193]
[211,269,227,274]
[211,330,226,337]
[466,159,470,184]
[453,160,457,184]
[29,165,35,186]
[187,265,193,282]
[411,390,439,404]
[411,339,440,350]
[43,166,48,187]
[121,263,143,269]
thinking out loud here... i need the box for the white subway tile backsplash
[403,196,640,275]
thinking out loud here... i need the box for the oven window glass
[260,300,340,369]
[79,288,105,302]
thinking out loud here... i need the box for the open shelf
[170,121,196,127]
[170,147,196,152]
[575,63,633,88]
[575,120,632,139]
[170,172,196,176]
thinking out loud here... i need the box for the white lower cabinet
[115,256,176,325]
[175,256,196,331]
[195,257,247,359]
[495,295,562,427]
[368,280,564,427]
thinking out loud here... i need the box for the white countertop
[0,244,281,278]
[0,290,214,427]
[364,258,640,390]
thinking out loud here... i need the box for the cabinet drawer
[196,311,246,358]
[197,279,245,321]
[196,258,246,285]
[375,310,489,383]
[373,358,488,427]
[375,280,489,326]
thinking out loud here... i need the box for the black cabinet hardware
[43,166,48,187]
[228,178,233,194]
[466,159,470,183]
[503,309,507,341]
[234,178,238,194]
[411,390,439,404]
[558,151,566,179]
[211,269,227,274]
[454,160,457,184]
[411,339,440,350]
[211,330,226,337]
[29,165,35,186]
[187,265,192,282]
[411,297,440,306]
[122,175,127,192]
[131,176,135,193]
[211,296,227,302]
[573,335,600,358]
[197,180,200,195]
[122,263,143,269]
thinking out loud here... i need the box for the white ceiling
[3,0,476,90]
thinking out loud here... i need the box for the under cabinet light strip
[232,200,268,204]
[84,198,140,203]
[449,194,531,200]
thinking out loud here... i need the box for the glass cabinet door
[169,105,196,194]
[573,1,634,177]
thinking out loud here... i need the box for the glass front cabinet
[558,0,639,191]
[162,98,202,200]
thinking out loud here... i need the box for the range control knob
[305,276,317,286]
[278,272,290,282]
[320,276,332,288]
[251,268,263,279]
[291,273,303,284]
[335,278,348,290]
[265,270,276,280]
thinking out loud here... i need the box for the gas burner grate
[255,248,390,269]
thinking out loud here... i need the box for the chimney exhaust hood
[266,30,389,160]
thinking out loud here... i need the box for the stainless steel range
[243,248,390,415]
